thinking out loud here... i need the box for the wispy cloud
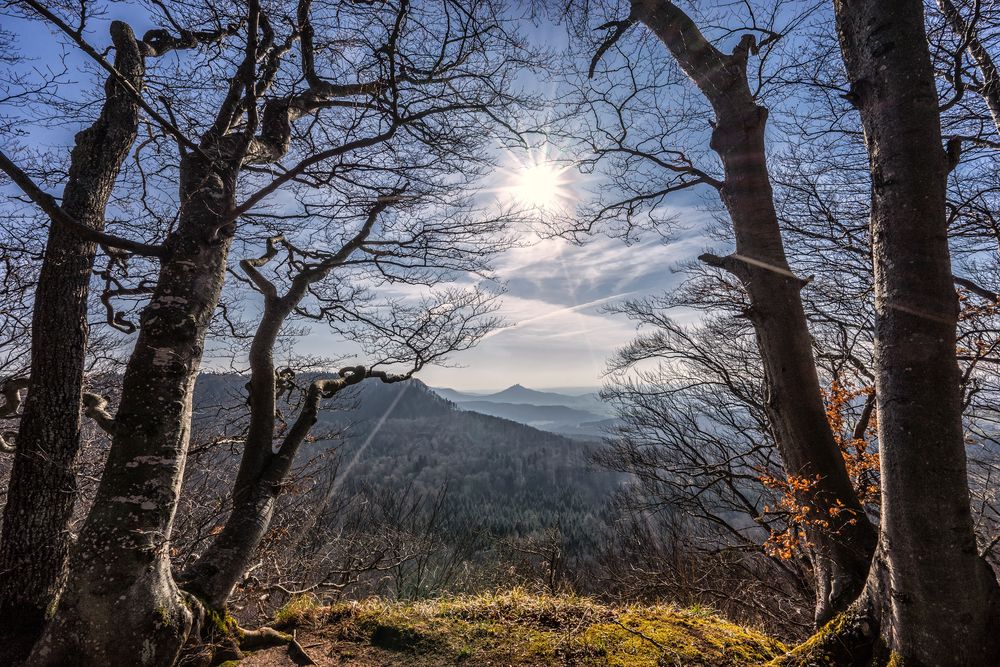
[300,201,717,390]
[480,290,638,342]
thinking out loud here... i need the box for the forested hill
[192,374,621,553]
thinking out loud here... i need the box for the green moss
[768,610,875,666]
[215,661,241,667]
[203,606,240,637]
[578,608,784,666]
[886,651,906,667]
[267,590,785,666]
[155,606,171,627]
[45,596,59,621]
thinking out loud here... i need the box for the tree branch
[955,274,999,302]
[589,15,637,78]
[938,0,1000,133]
[82,393,116,436]
[0,150,168,258]
[19,0,238,157]
[0,377,29,453]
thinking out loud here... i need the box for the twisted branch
[82,393,116,436]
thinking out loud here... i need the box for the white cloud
[295,202,717,390]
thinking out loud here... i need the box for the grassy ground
[236,589,786,666]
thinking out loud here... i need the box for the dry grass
[238,589,785,666]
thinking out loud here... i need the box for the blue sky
[394,205,715,391]
[2,3,724,392]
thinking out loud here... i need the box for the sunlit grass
[265,589,786,666]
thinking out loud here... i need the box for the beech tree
[566,0,875,624]
[604,0,1000,661]
[0,8,237,647]
[0,1,533,664]
[804,0,1000,663]
[6,1,1000,664]
[571,2,1000,655]
[179,196,506,615]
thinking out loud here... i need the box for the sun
[497,155,574,212]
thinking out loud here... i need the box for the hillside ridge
[238,590,786,666]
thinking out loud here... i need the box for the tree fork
[626,0,877,624]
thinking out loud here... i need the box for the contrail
[482,290,638,341]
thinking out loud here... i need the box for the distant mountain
[427,384,618,438]
[479,385,610,414]
[338,377,455,421]
[487,384,577,405]
[429,386,483,403]
[455,400,603,430]
[319,380,622,552]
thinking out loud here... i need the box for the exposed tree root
[287,630,318,665]
[179,593,299,666]
[238,626,293,651]
[768,606,876,667]
[223,625,319,666]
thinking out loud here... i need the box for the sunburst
[495,148,575,212]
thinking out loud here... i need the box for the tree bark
[831,0,1000,663]
[27,6,320,653]
[630,0,876,624]
[0,20,145,648]
[28,151,239,667]
[182,204,394,608]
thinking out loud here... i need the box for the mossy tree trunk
[807,0,1000,663]
[27,149,240,667]
[179,281,304,610]
[0,14,238,661]
[0,20,145,649]
[25,4,389,658]
[628,0,877,624]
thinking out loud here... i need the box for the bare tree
[179,195,506,613]
[563,0,875,624]
[0,1,535,664]
[0,5,236,644]
[805,0,1000,663]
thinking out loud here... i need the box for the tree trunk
[631,0,877,624]
[182,365,376,610]
[0,20,145,651]
[28,152,238,667]
[181,203,389,609]
[180,240,377,608]
[829,0,1000,663]
[180,294,290,609]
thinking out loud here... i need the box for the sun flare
[497,153,574,212]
